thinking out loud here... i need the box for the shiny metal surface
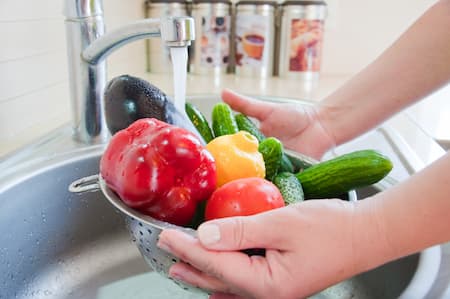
[190,1,232,75]
[278,1,327,79]
[68,151,356,294]
[63,0,104,19]
[64,10,107,145]
[160,16,195,47]
[0,95,448,298]
[69,173,202,294]
[0,149,426,299]
[63,0,194,144]
[145,0,190,73]
[82,17,195,64]
[234,1,277,78]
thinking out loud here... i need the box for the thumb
[197,208,293,251]
[221,89,272,120]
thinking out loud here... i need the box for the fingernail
[198,223,221,246]
[169,267,186,281]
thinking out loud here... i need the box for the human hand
[221,89,335,160]
[157,199,386,299]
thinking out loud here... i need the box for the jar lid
[236,0,278,7]
[282,0,327,6]
[193,0,232,4]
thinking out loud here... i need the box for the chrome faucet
[63,0,195,144]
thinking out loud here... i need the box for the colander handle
[68,174,100,193]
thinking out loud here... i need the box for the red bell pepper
[100,118,216,226]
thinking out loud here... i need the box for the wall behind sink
[0,0,437,157]
[321,0,435,75]
[0,0,146,156]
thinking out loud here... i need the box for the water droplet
[41,212,47,223]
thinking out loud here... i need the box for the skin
[157,1,450,298]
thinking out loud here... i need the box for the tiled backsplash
[0,0,146,155]
[0,0,436,156]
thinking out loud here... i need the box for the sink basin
[0,147,440,299]
[0,95,446,299]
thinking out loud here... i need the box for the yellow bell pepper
[206,131,265,187]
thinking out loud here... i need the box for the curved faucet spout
[64,0,195,144]
[82,19,162,65]
[83,17,195,65]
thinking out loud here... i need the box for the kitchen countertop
[0,72,447,162]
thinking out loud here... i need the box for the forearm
[354,152,450,271]
[319,0,450,146]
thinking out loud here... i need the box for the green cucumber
[279,152,295,173]
[235,113,266,142]
[185,102,214,143]
[258,137,283,181]
[273,172,304,205]
[296,149,393,199]
[211,103,239,137]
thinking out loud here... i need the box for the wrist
[351,196,399,273]
[307,104,338,157]
[314,101,344,148]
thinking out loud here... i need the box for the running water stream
[170,47,188,113]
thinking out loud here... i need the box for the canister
[234,0,277,78]
[190,0,232,75]
[145,0,189,74]
[278,0,327,80]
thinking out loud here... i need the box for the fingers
[197,208,295,251]
[157,228,270,293]
[221,89,272,120]
[169,262,232,294]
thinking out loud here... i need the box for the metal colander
[69,151,357,294]
[69,174,206,294]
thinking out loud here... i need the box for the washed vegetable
[206,131,265,187]
[235,112,295,173]
[104,75,199,138]
[280,153,296,173]
[205,177,285,221]
[185,102,214,143]
[273,172,304,204]
[296,149,393,199]
[100,118,217,226]
[211,102,239,137]
[258,137,283,181]
[235,113,266,142]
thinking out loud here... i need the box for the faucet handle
[161,17,196,47]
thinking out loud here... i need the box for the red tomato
[205,177,285,220]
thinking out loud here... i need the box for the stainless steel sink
[0,96,448,299]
